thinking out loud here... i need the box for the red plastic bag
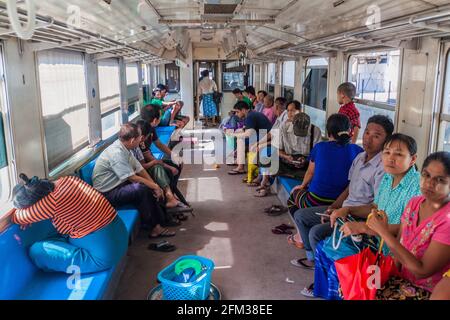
[335,247,398,300]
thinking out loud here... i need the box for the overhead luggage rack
[260,4,450,59]
[0,2,170,65]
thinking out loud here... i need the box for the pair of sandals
[264,205,288,216]
[148,240,176,252]
[271,223,295,235]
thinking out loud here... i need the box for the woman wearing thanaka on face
[334,134,421,233]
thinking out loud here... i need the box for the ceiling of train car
[2,0,450,61]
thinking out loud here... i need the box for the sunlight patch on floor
[182,177,223,202]
[196,237,234,267]
[204,222,229,232]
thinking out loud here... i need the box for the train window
[303,58,328,133]
[267,63,276,95]
[165,63,180,93]
[348,51,400,105]
[282,61,295,101]
[98,59,121,139]
[0,46,12,211]
[347,50,399,142]
[222,63,245,91]
[126,63,140,120]
[437,50,450,152]
[37,50,89,171]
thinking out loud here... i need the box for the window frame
[36,49,91,173]
[346,49,400,113]
[302,57,329,110]
[221,62,246,92]
[281,60,295,100]
[436,46,450,152]
[164,62,180,93]
[0,44,16,215]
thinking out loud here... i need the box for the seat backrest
[78,155,100,186]
[0,220,55,299]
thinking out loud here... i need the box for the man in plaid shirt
[337,82,361,143]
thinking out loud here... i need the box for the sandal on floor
[148,241,176,252]
[290,258,314,270]
[228,169,246,175]
[287,234,305,249]
[149,228,176,239]
[300,283,315,298]
[247,182,260,187]
[271,226,293,235]
[254,188,270,197]
[267,205,288,216]
[275,223,295,230]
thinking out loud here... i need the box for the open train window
[165,63,180,93]
[282,61,295,101]
[222,62,245,92]
[98,58,121,139]
[126,63,140,120]
[266,63,276,95]
[437,49,450,152]
[347,50,399,143]
[303,58,328,133]
[37,49,89,171]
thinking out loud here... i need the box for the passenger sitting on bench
[140,104,185,190]
[4,174,128,274]
[277,103,322,181]
[171,101,190,129]
[134,120,189,211]
[93,123,176,239]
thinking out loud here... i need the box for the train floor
[114,128,314,300]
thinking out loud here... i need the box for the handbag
[322,215,379,261]
[335,242,398,300]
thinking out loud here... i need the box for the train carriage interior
[0,0,449,301]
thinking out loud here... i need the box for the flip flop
[287,234,305,249]
[291,258,314,270]
[271,226,293,235]
[228,170,246,175]
[275,223,295,230]
[254,188,270,197]
[267,205,288,216]
[149,228,176,239]
[148,241,176,252]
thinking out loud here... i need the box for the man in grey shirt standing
[291,115,394,270]
[93,123,175,239]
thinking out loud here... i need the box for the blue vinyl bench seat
[0,129,176,300]
[278,176,302,194]
[0,209,136,300]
